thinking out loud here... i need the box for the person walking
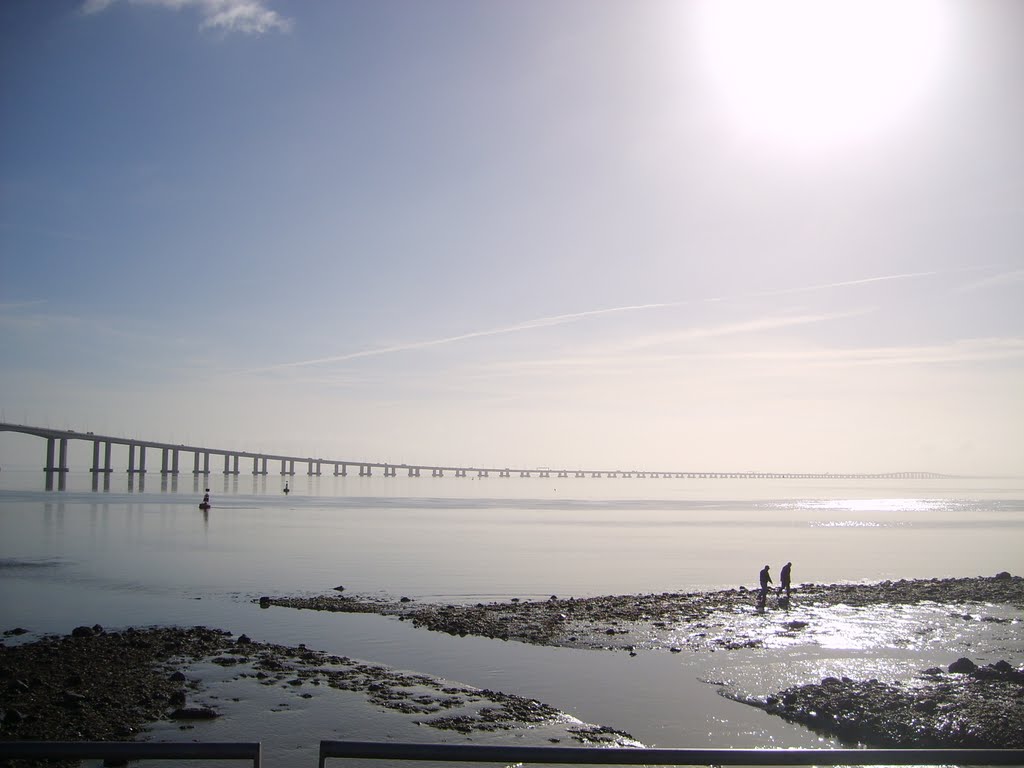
[779,561,792,597]
[759,564,772,599]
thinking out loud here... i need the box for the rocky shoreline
[0,625,635,747]
[261,573,1024,749]
[264,573,1024,651]
[3,574,1022,752]
[732,657,1024,748]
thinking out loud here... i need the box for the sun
[692,0,955,152]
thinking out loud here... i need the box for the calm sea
[2,469,1022,762]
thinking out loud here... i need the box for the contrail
[240,267,979,374]
[239,301,688,374]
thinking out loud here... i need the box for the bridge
[0,422,957,482]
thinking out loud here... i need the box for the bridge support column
[499,469,510,477]
[138,446,146,474]
[172,449,179,475]
[128,443,136,474]
[104,442,112,473]
[193,452,200,475]
[203,452,210,474]
[408,467,420,477]
[44,438,55,471]
[161,448,169,475]
[232,455,239,475]
[91,441,101,473]
[477,470,488,477]
[432,469,443,477]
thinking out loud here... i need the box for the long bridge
[0,422,956,481]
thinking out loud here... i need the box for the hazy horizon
[2,1,1022,476]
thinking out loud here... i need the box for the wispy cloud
[960,269,1024,292]
[239,268,966,376]
[587,309,871,355]
[82,0,292,35]
[238,302,689,374]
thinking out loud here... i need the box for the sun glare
[693,0,955,151]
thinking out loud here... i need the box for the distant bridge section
[0,422,959,481]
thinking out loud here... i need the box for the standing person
[779,562,792,597]
[759,564,772,599]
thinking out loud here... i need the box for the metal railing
[318,741,1024,768]
[0,740,261,766]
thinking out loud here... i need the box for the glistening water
[1,471,1022,766]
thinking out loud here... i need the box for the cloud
[82,0,292,35]
[238,268,976,376]
[960,269,1024,292]
[238,301,689,374]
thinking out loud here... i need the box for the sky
[1,0,1022,475]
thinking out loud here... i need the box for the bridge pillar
[193,451,200,475]
[232,455,240,475]
[575,472,584,478]
[128,443,136,474]
[455,469,466,477]
[44,437,55,471]
[138,446,146,474]
[91,441,101,473]
[477,470,489,477]
[409,467,419,477]
[104,441,112,473]
[499,469,510,477]
[56,439,67,473]
[203,452,210,474]
[172,449,180,475]
[432,469,443,477]
[520,471,531,477]
[161,448,169,475]
[557,471,567,478]
[223,454,231,475]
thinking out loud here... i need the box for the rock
[258,596,271,608]
[71,626,95,638]
[784,620,808,630]
[399,596,412,603]
[3,708,25,724]
[3,627,29,636]
[949,657,977,674]
[913,698,938,713]
[995,571,1012,579]
[236,634,252,645]
[91,624,104,635]
[333,585,345,592]
[169,671,187,682]
[169,707,219,720]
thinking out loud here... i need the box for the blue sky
[1,0,1022,473]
